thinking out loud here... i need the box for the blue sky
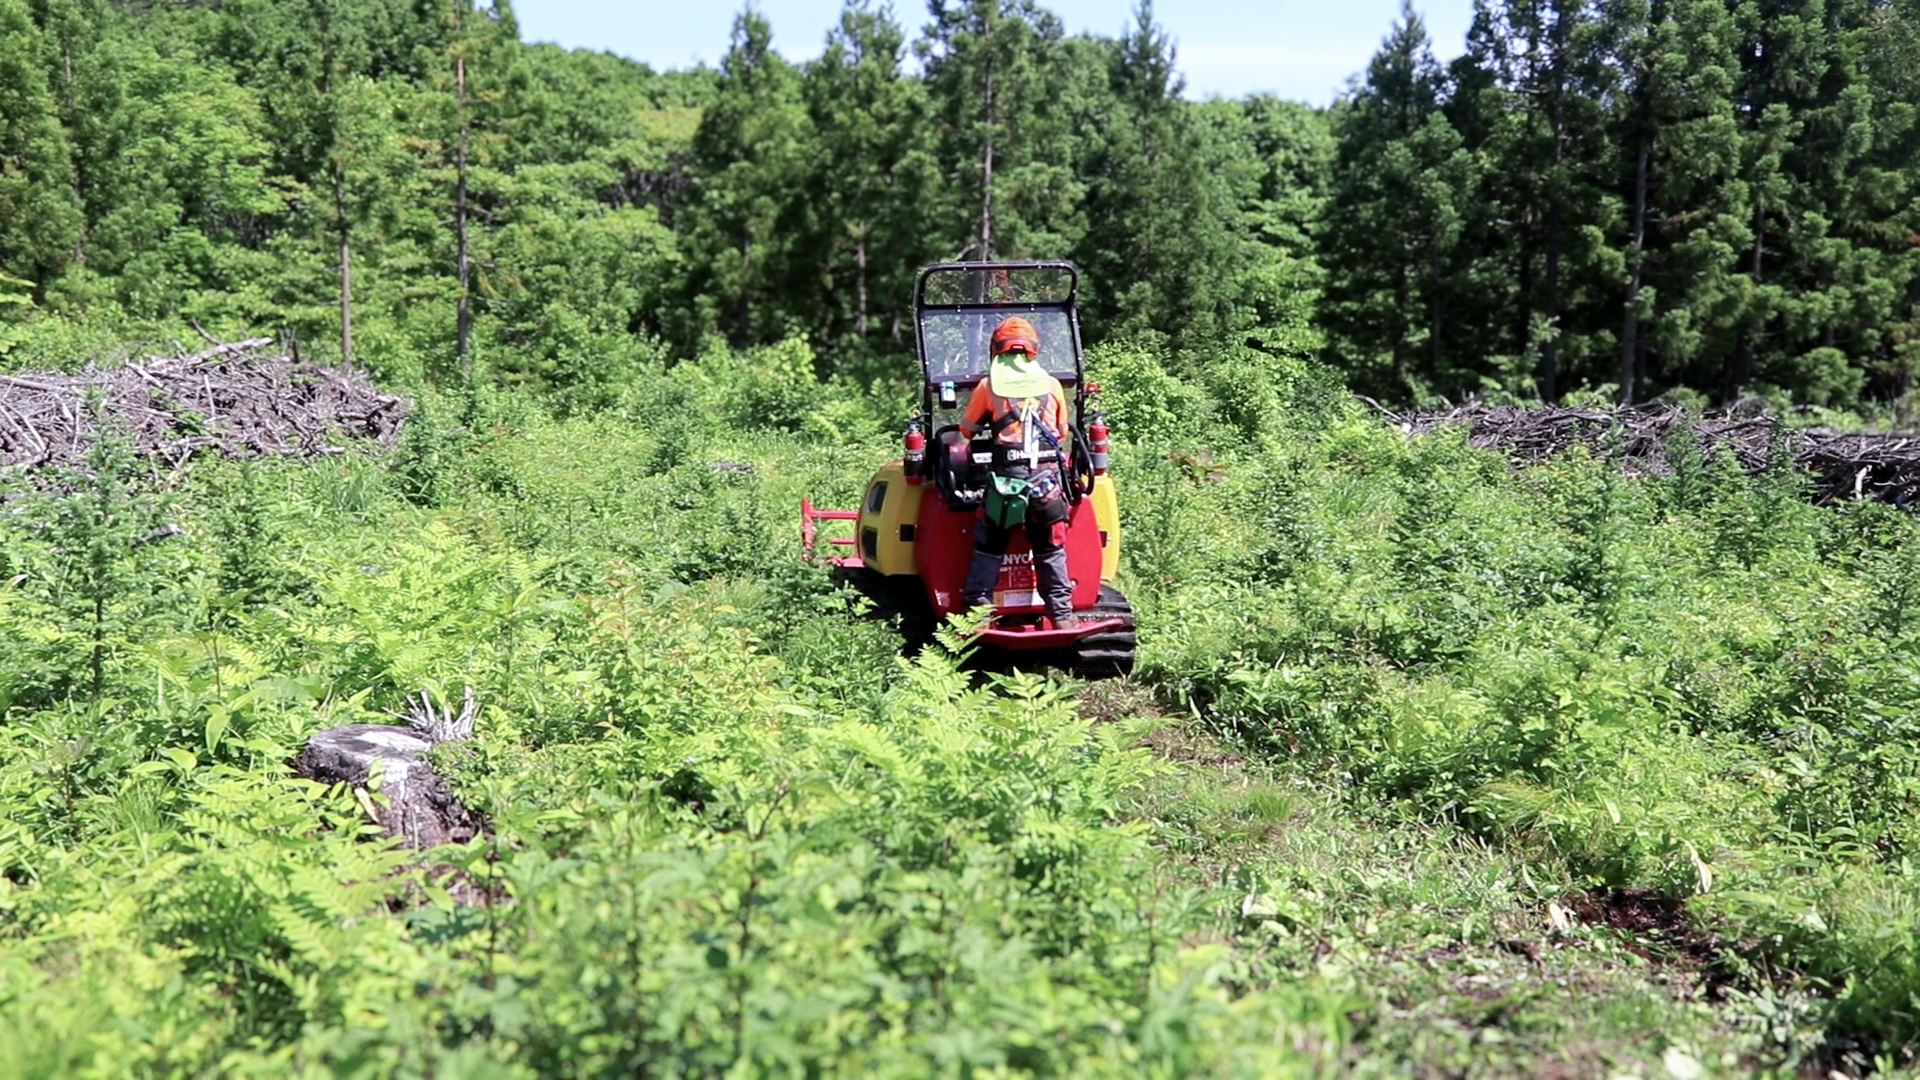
[511,1,1478,106]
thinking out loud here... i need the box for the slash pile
[0,338,408,469]
[1389,400,1920,506]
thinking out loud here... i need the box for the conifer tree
[1446,0,1622,400]
[411,0,523,376]
[1320,2,1475,399]
[28,0,105,284]
[1759,0,1920,403]
[38,392,166,705]
[681,11,810,347]
[1606,0,1745,401]
[86,53,284,322]
[1075,2,1241,341]
[0,0,80,296]
[1228,95,1335,356]
[918,0,1082,260]
[1722,0,1814,401]
[798,1,938,361]
[1859,0,1920,396]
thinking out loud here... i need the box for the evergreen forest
[11,0,1920,1077]
[3,0,1918,409]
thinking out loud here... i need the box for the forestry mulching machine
[802,261,1136,678]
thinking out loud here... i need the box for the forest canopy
[1,0,1917,412]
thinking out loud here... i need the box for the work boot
[962,549,1002,611]
[1051,613,1081,631]
[1033,544,1074,623]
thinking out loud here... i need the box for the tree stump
[293,689,482,849]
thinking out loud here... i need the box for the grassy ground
[1087,680,1850,1079]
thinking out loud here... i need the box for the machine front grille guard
[799,498,862,568]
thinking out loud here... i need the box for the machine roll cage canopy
[913,260,1088,417]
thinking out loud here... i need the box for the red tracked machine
[801,261,1134,678]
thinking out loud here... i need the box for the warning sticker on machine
[996,559,1038,609]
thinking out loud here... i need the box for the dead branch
[1399,401,1920,507]
[0,337,408,470]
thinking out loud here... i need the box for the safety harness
[980,395,1074,528]
[982,395,1064,464]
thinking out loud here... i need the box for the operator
[959,316,1077,629]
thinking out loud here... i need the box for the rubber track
[1065,585,1136,679]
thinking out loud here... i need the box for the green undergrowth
[0,382,1355,1077]
[1121,400,1920,1070]
[5,352,1920,1074]
[1120,701,1833,1078]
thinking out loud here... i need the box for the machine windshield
[919,265,1076,307]
[919,308,1079,386]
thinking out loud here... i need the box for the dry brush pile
[0,338,408,469]
[1387,400,1920,506]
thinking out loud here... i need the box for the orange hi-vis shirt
[960,377,1070,449]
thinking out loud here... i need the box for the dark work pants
[962,467,1073,621]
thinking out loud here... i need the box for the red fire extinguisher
[904,422,925,485]
[1087,414,1109,475]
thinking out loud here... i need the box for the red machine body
[912,493,1120,650]
[913,493,1104,617]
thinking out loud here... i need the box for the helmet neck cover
[987,317,1049,397]
[987,353,1053,399]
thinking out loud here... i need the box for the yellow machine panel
[856,460,924,577]
[858,460,1123,583]
[1090,474,1120,582]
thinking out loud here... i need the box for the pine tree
[406,0,524,378]
[1226,95,1335,357]
[38,391,166,704]
[1722,0,1815,402]
[918,0,1083,261]
[680,11,810,348]
[450,0,477,370]
[1859,0,1920,398]
[27,0,104,285]
[1447,0,1623,401]
[1606,0,1745,401]
[1074,1,1242,341]
[70,49,286,323]
[798,0,939,363]
[1760,0,1920,404]
[0,0,80,295]
[1320,2,1476,399]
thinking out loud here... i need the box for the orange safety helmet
[990,316,1040,357]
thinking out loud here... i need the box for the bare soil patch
[1566,887,1736,997]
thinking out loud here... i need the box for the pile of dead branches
[1383,400,1920,507]
[0,338,407,470]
